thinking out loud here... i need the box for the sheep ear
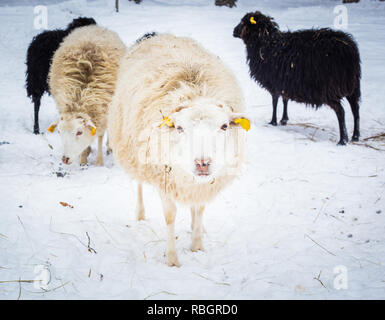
[230,114,251,132]
[47,123,57,133]
[158,116,174,128]
[85,119,97,136]
[158,106,188,128]
[90,126,97,136]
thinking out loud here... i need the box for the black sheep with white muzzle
[233,11,361,145]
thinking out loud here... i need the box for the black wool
[136,32,158,43]
[234,11,361,145]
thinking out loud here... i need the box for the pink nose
[62,156,70,165]
[195,158,211,176]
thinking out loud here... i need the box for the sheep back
[49,25,126,133]
[247,28,361,106]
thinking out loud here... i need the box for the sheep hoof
[33,128,40,135]
[191,240,204,252]
[166,251,180,267]
[269,120,278,126]
[280,119,288,126]
[106,148,112,155]
[351,136,359,142]
[337,139,348,146]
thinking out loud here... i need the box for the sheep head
[157,98,249,183]
[48,112,97,165]
[233,11,279,43]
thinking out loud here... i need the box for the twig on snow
[193,272,231,286]
[351,141,384,152]
[86,232,97,254]
[29,281,71,294]
[313,199,328,223]
[49,217,89,250]
[363,132,385,141]
[41,281,71,293]
[17,215,35,253]
[17,278,22,300]
[313,271,328,290]
[94,215,119,245]
[144,290,177,300]
[0,279,38,284]
[305,234,336,256]
[339,173,378,178]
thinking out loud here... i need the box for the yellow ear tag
[250,17,257,24]
[234,118,251,132]
[159,116,174,128]
[47,124,57,133]
[90,127,97,136]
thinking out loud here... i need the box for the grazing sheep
[233,11,361,145]
[25,17,96,134]
[108,34,250,266]
[48,25,126,166]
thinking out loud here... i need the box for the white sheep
[48,25,126,166]
[108,34,250,266]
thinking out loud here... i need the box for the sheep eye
[221,124,228,131]
[76,131,83,136]
[176,126,184,133]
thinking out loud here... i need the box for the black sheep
[233,11,361,145]
[25,17,96,134]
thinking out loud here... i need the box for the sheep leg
[106,136,112,155]
[190,207,196,231]
[32,95,41,134]
[160,193,180,267]
[136,182,145,221]
[190,205,205,252]
[80,146,91,165]
[346,95,360,142]
[269,95,279,126]
[96,135,104,166]
[329,101,349,145]
[280,97,289,125]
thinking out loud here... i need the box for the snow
[0,0,384,299]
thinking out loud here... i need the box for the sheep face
[52,113,96,165]
[162,99,247,183]
[233,11,279,43]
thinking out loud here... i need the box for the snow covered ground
[0,0,384,300]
